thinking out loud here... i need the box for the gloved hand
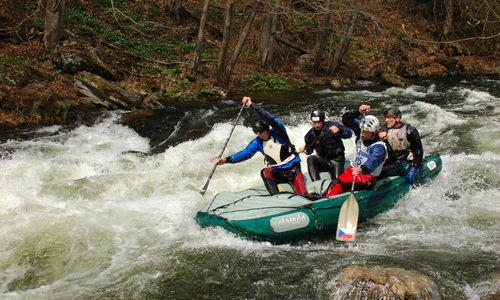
[404,167,419,185]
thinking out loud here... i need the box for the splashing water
[0,77,499,299]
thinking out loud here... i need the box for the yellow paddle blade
[278,185,284,193]
[336,192,359,242]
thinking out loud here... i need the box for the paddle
[336,115,365,242]
[199,103,246,196]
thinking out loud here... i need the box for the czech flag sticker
[337,227,355,239]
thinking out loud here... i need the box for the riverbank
[1,0,499,130]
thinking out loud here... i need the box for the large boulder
[296,54,315,72]
[381,72,408,87]
[52,46,119,81]
[472,272,500,300]
[331,265,440,299]
[74,71,143,110]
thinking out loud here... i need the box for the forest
[0,0,499,126]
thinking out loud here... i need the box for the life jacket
[351,140,387,177]
[387,124,410,151]
[262,136,296,167]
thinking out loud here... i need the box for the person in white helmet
[324,104,387,197]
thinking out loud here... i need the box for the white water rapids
[0,77,499,299]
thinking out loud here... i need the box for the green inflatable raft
[196,154,442,244]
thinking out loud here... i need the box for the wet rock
[330,79,342,88]
[74,71,143,110]
[118,101,217,152]
[296,54,315,72]
[118,108,184,152]
[473,272,500,300]
[332,265,440,299]
[381,72,408,87]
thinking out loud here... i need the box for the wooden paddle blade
[336,192,359,242]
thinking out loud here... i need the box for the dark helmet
[384,107,402,117]
[310,109,325,122]
[252,118,269,134]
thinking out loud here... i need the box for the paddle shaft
[336,114,365,241]
[199,103,246,196]
[351,114,366,189]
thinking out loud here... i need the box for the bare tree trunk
[43,0,65,52]
[443,0,453,39]
[327,0,364,76]
[315,0,332,72]
[259,7,272,63]
[190,0,210,73]
[259,0,281,69]
[216,0,235,84]
[222,0,261,87]
[408,0,416,15]
[168,0,183,24]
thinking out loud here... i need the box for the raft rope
[207,192,315,216]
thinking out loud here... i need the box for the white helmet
[361,115,380,132]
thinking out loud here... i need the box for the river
[0,77,499,299]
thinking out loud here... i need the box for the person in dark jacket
[298,109,352,181]
[324,104,387,197]
[378,107,424,185]
[214,96,308,196]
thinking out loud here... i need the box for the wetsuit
[303,121,352,181]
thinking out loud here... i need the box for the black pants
[260,162,307,195]
[307,155,345,181]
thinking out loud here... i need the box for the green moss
[0,56,23,65]
[246,74,291,92]
[201,87,216,96]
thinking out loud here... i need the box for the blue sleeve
[330,121,352,139]
[228,137,262,163]
[342,109,361,142]
[362,144,386,174]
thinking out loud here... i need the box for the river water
[0,77,499,299]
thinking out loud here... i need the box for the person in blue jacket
[214,96,308,196]
[324,104,387,197]
[298,109,352,181]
